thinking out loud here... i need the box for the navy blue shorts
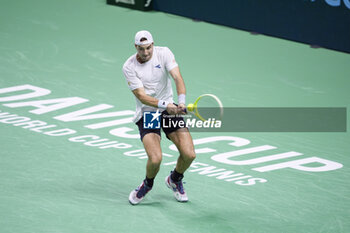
[136,110,187,141]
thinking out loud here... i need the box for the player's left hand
[178,103,187,115]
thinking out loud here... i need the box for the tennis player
[123,30,196,205]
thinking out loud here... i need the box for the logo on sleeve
[155,64,161,69]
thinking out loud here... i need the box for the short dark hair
[140,37,148,42]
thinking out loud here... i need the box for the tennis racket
[186,94,223,121]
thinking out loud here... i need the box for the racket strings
[196,96,223,121]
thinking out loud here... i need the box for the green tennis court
[1,0,349,232]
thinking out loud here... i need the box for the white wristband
[158,100,169,109]
[178,94,186,105]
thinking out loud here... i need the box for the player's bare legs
[165,128,196,202]
[129,133,162,205]
[142,133,162,178]
[168,128,196,173]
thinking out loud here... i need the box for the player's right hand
[166,103,179,115]
[177,103,187,115]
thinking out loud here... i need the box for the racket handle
[174,103,187,114]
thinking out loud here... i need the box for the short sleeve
[122,63,143,91]
[163,47,178,72]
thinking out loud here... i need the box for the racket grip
[174,103,187,114]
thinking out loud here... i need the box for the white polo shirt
[122,46,178,123]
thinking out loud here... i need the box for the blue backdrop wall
[153,0,350,53]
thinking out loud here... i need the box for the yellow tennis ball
[187,103,194,112]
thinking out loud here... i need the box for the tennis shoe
[129,180,152,205]
[165,172,188,202]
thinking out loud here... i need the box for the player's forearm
[136,93,159,107]
[172,73,186,105]
[170,67,186,96]
[175,78,186,96]
[132,88,166,108]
